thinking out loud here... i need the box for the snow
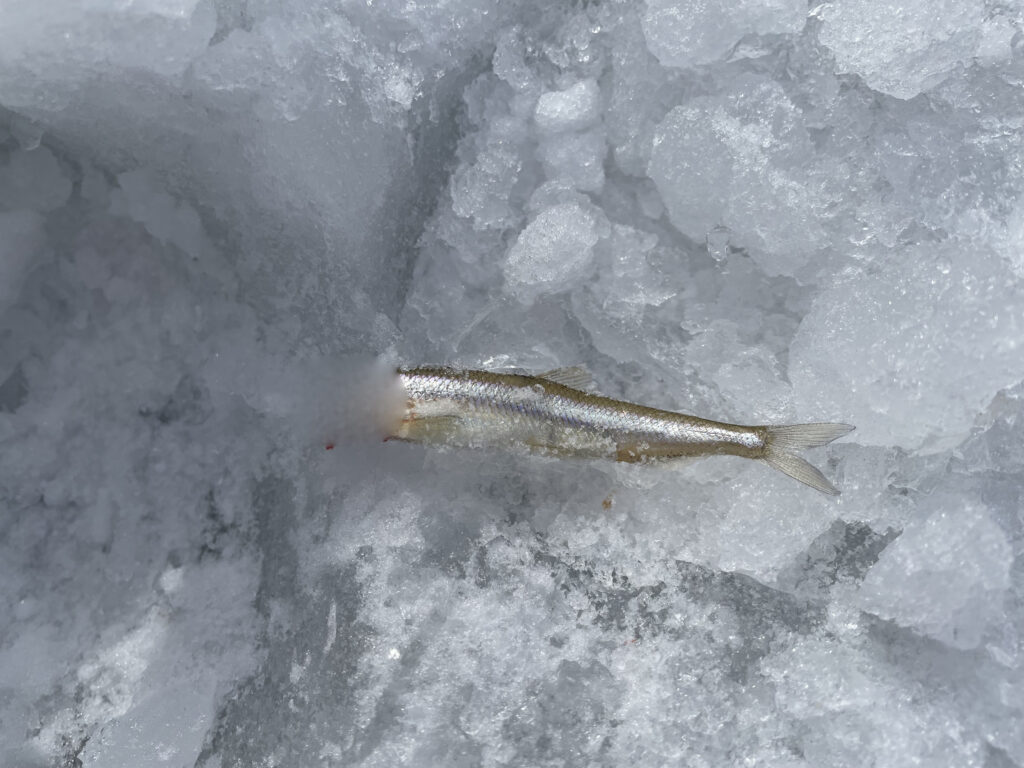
[2,0,1023,766]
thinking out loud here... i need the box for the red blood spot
[325,443,335,451]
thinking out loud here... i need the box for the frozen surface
[1,1,1023,767]
[642,0,806,69]
[856,499,1012,650]
[817,0,1018,99]
[791,244,1024,451]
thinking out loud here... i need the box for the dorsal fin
[537,365,594,391]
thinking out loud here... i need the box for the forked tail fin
[762,423,855,496]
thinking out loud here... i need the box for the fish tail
[761,423,855,496]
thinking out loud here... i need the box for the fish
[382,366,854,495]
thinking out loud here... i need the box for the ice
[0,209,45,316]
[0,0,216,110]
[504,201,608,300]
[642,0,806,68]
[537,128,607,193]
[109,169,210,261]
[0,146,71,212]
[534,79,602,134]
[764,636,995,766]
[857,500,1012,650]
[3,0,1024,766]
[790,244,1024,452]
[649,77,827,277]
[817,0,1016,100]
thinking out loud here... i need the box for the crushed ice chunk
[7,113,44,150]
[534,79,602,134]
[110,169,209,260]
[790,245,1024,451]
[0,209,45,314]
[450,128,529,231]
[649,76,826,276]
[536,128,606,192]
[765,637,991,765]
[705,225,731,262]
[857,501,1011,650]
[818,0,1011,99]
[0,0,216,110]
[157,565,185,595]
[681,473,843,582]
[504,201,608,300]
[74,608,167,723]
[0,146,71,212]
[642,0,806,68]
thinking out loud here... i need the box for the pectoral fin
[395,413,463,443]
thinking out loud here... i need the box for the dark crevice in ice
[675,561,828,685]
[775,519,901,599]
[138,375,213,427]
[501,659,618,765]
[984,742,1019,768]
[198,477,374,767]
[209,0,254,45]
[0,364,28,413]
[533,540,826,685]
[381,59,484,323]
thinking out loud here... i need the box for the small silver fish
[383,366,853,495]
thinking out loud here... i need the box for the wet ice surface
[1,1,1023,766]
